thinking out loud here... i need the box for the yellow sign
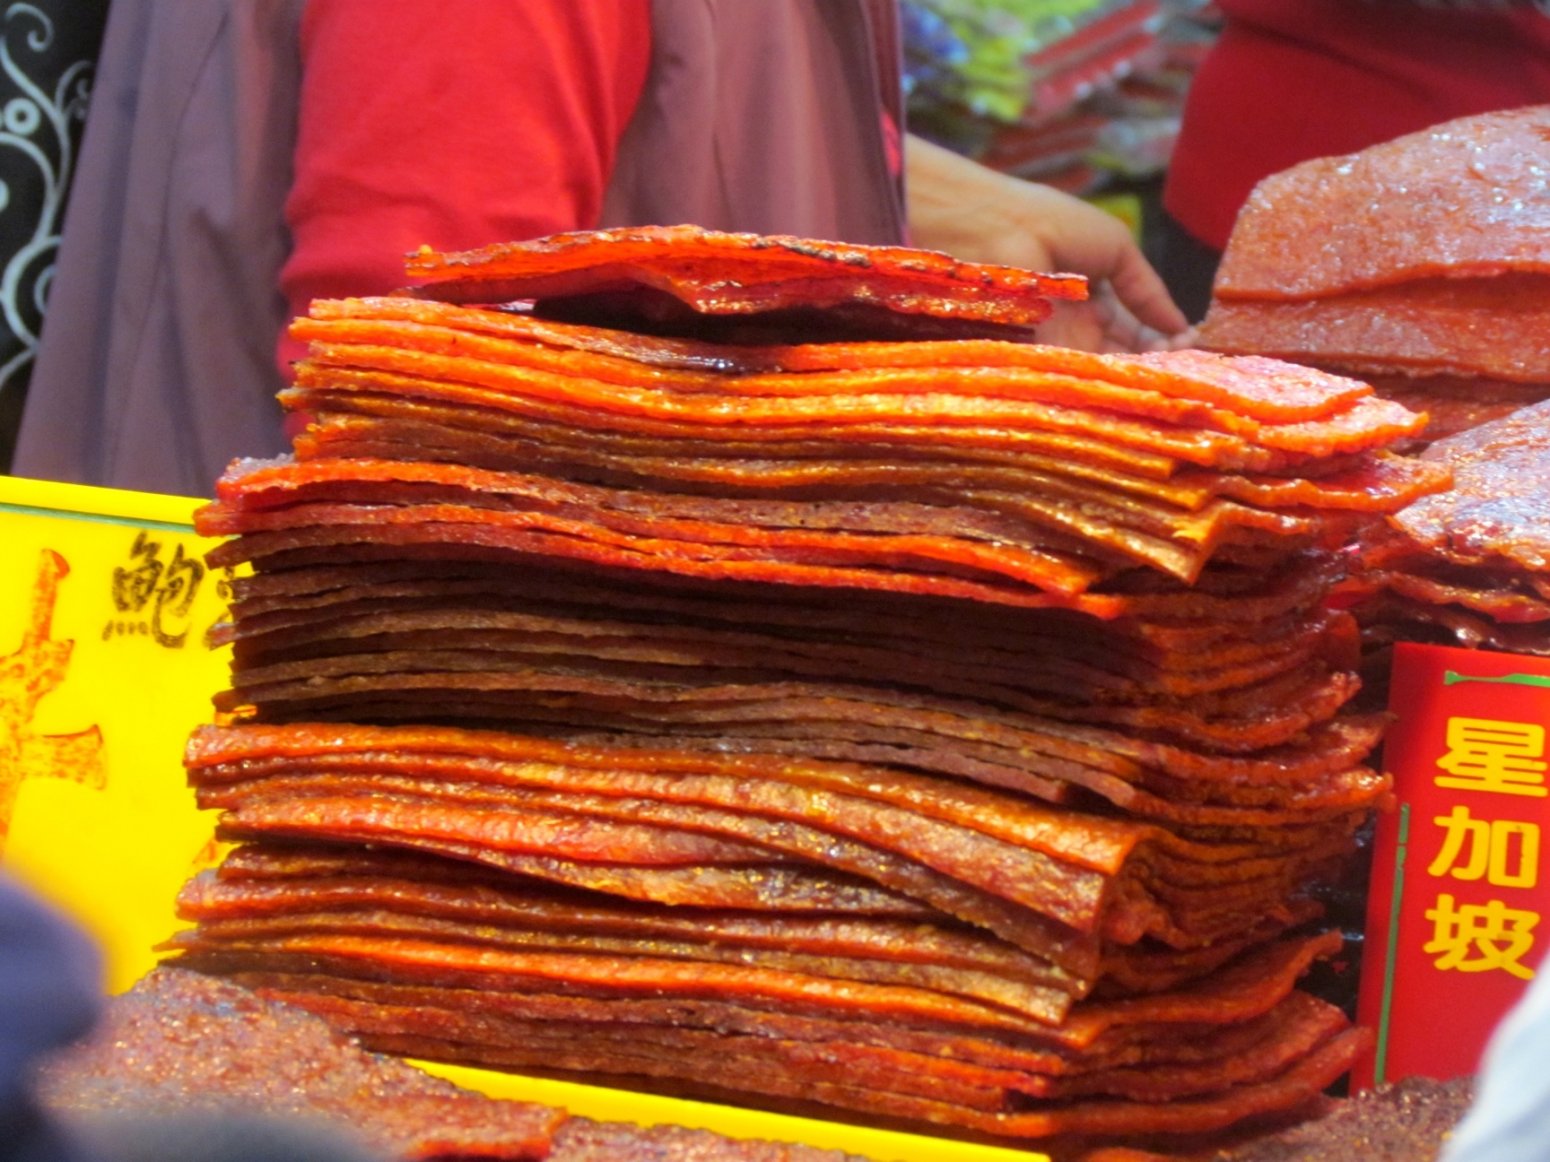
[0,475,230,992]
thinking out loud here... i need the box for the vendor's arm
[905,133,1190,352]
[277,0,651,374]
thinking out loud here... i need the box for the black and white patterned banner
[0,0,108,472]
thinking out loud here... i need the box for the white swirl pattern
[0,1,101,462]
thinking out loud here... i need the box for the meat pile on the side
[1345,397,1550,675]
[163,225,1447,1152]
[1197,105,1550,449]
[35,966,876,1162]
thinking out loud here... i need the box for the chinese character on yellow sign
[0,476,232,993]
[1435,716,1549,797]
[1429,805,1540,889]
[1,549,108,853]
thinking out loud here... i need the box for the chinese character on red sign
[1357,644,1550,1089]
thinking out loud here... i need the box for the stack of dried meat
[1347,398,1550,668]
[164,226,1445,1152]
[1197,105,1550,447]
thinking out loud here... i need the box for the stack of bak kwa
[1197,105,1550,448]
[1348,397,1550,669]
[164,226,1448,1154]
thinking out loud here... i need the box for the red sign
[1356,641,1550,1088]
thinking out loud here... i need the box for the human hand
[904,134,1193,353]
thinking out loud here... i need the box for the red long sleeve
[1164,1,1550,253]
[278,0,651,376]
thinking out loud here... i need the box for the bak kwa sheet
[1213,105,1550,300]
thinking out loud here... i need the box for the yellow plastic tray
[0,472,1045,1162]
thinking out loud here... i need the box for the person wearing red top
[13,0,1186,496]
[279,3,652,363]
[1159,0,1550,320]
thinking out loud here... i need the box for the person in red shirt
[14,0,1187,496]
[1159,0,1550,320]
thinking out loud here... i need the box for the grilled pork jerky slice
[188,722,1369,871]
[345,1023,1366,1144]
[208,521,1122,615]
[204,790,774,866]
[218,622,1184,721]
[201,517,1130,614]
[214,580,1337,720]
[200,776,1124,946]
[197,966,1334,1086]
[219,569,1337,685]
[223,611,1359,752]
[399,225,1084,322]
[314,295,1379,424]
[207,794,1103,976]
[193,747,1362,943]
[1095,904,1324,997]
[252,984,1353,1109]
[211,725,1380,830]
[1355,593,1550,655]
[255,457,1342,581]
[307,296,1424,443]
[180,867,1062,986]
[185,722,1154,876]
[221,547,1341,650]
[323,650,1357,787]
[297,412,1223,516]
[1382,570,1550,623]
[475,696,1376,814]
[216,597,1340,701]
[286,362,1419,487]
[205,456,1277,584]
[203,710,1359,834]
[288,362,1367,477]
[1394,397,1550,571]
[213,842,941,919]
[212,932,1342,1062]
[1200,274,1550,384]
[288,373,1188,482]
[195,856,1295,997]
[190,957,1097,1070]
[341,846,945,917]
[199,486,1108,597]
[1361,372,1550,446]
[206,658,1165,796]
[294,334,1427,462]
[205,766,1354,907]
[217,633,1353,732]
[169,928,1342,1058]
[1215,453,1448,511]
[295,407,1446,526]
[167,931,1086,1039]
[173,905,1072,1020]
[1003,669,1360,753]
[1214,105,1550,300]
[217,598,1333,704]
[289,370,1196,491]
[335,1009,1024,1112]
[169,867,1072,997]
[214,659,1381,792]
[293,313,1381,441]
[311,292,1091,384]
